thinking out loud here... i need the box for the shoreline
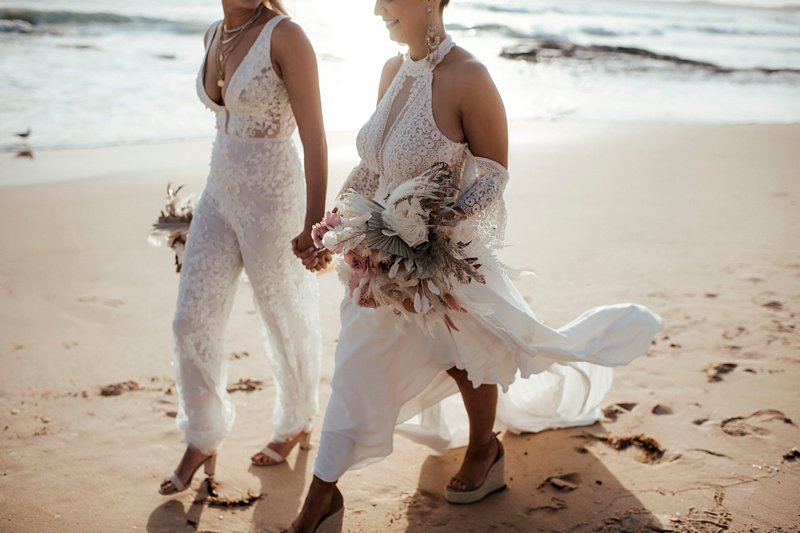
[2,121,799,189]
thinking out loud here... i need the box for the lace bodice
[339,36,509,246]
[197,15,296,140]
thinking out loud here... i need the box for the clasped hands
[292,232,332,273]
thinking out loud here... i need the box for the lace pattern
[454,155,509,249]
[336,158,380,199]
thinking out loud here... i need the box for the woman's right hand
[292,236,331,272]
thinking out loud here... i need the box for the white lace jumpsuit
[313,37,662,482]
[172,15,320,454]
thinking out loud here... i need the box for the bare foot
[159,446,214,494]
[251,430,310,466]
[447,436,500,491]
[291,476,340,533]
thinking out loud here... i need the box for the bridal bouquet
[312,163,484,332]
[147,183,195,273]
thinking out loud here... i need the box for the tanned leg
[446,367,499,491]
[159,446,213,493]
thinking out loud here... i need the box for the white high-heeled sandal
[251,431,312,466]
[444,435,507,504]
[159,452,217,495]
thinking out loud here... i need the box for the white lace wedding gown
[313,36,662,481]
[172,15,320,454]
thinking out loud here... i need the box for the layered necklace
[215,3,265,88]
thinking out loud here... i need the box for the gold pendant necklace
[216,5,264,88]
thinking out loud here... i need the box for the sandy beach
[1,122,798,532]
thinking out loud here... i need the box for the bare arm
[453,60,509,217]
[377,55,403,104]
[459,60,508,168]
[273,20,328,249]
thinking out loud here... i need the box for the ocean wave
[671,24,800,37]
[448,21,667,40]
[647,0,800,11]
[446,22,538,39]
[581,26,664,37]
[0,8,206,34]
[0,19,33,33]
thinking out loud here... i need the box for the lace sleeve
[454,155,509,218]
[337,160,380,200]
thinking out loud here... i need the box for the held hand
[304,248,333,272]
[292,231,331,272]
[292,231,317,260]
[314,249,333,272]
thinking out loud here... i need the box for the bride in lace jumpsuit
[159,0,329,495]
[291,1,662,530]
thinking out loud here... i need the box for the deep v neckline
[201,15,278,108]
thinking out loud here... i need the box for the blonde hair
[263,0,288,16]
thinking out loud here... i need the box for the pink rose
[311,211,343,249]
[311,223,326,249]
[344,250,370,277]
[344,251,378,308]
[323,211,342,229]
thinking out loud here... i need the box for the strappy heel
[444,434,506,504]
[252,429,312,467]
[159,451,217,495]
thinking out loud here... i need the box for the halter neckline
[404,35,455,72]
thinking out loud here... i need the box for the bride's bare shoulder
[377,54,404,103]
[437,46,492,84]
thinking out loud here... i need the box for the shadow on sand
[404,425,664,532]
[145,447,310,533]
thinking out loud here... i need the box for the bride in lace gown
[291,0,661,530]
[158,0,330,495]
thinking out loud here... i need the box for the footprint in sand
[540,473,581,492]
[525,497,567,515]
[722,325,748,340]
[602,402,637,421]
[404,489,449,528]
[670,506,731,532]
[704,362,737,382]
[754,292,787,312]
[78,296,125,308]
[720,409,794,437]
[651,404,673,415]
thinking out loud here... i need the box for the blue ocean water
[1,0,799,150]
